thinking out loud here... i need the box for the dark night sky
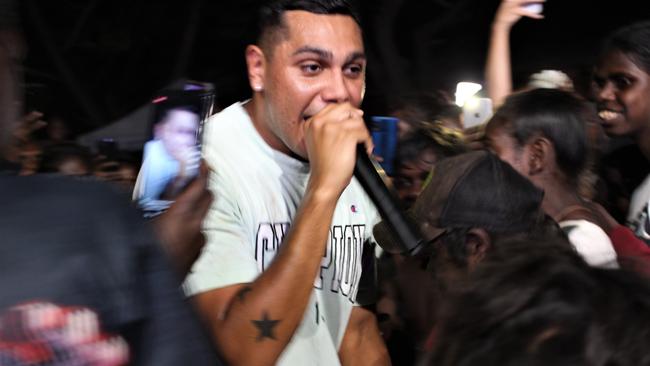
[18,0,650,135]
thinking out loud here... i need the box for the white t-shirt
[184,102,380,366]
[560,220,619,269]
[627,174,650,244]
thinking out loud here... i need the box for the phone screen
[370,116,399,176]
[522,2,543,14]
[133,82,215,217]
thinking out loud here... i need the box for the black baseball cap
[374,150,545,252]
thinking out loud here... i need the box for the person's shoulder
[0,175,132,214]
[204,102,248,133]
[561,219,618,268]
[202,102,255,153]
[561,219,609,238]
[560,219,614,251]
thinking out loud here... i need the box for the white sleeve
[562,220,619,269]
[183,170,259,296]
[628,174,650,223]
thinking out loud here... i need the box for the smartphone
[370,116,399,176]
[133,82,215,217]
[522,2,543,14]
[462,98,493,129]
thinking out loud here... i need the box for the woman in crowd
[484,88,618,268]
[594,21,650,236]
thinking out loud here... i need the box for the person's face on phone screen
[156,109,199,160]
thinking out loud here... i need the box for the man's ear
[465,228,491,270]
[245,45,266,93]
[527,136,553,176]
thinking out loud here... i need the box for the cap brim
[373,210,446,254]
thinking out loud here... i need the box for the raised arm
[192,103,373,366]
[485,0,544,107]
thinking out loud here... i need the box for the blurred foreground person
[426,236,650,366]
[0,3,221,364]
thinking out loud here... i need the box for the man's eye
[301,63,322,74]
[344,64,364,77]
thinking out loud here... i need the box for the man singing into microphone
[184,1,390,365]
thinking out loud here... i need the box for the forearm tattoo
[251,312,281,342]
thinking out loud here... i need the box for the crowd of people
[3,0,650,365]
[1,109,139,189]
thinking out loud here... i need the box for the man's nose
[322,70,351,104]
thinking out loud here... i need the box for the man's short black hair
[256,0,361,54]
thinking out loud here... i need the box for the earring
[253,85,263,92]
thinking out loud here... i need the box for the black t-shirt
[0,175,222,365]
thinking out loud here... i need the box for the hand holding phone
[494,0,544,28]
[133,84,215,217]
[151,160,213,275]
[522,2,543,15]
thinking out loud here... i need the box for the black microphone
[353,144,425,254]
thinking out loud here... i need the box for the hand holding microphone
[304,103,424,254]
[303,103,372,201]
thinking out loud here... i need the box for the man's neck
[244,98,304,161]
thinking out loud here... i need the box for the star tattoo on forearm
[251,312,281,342]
